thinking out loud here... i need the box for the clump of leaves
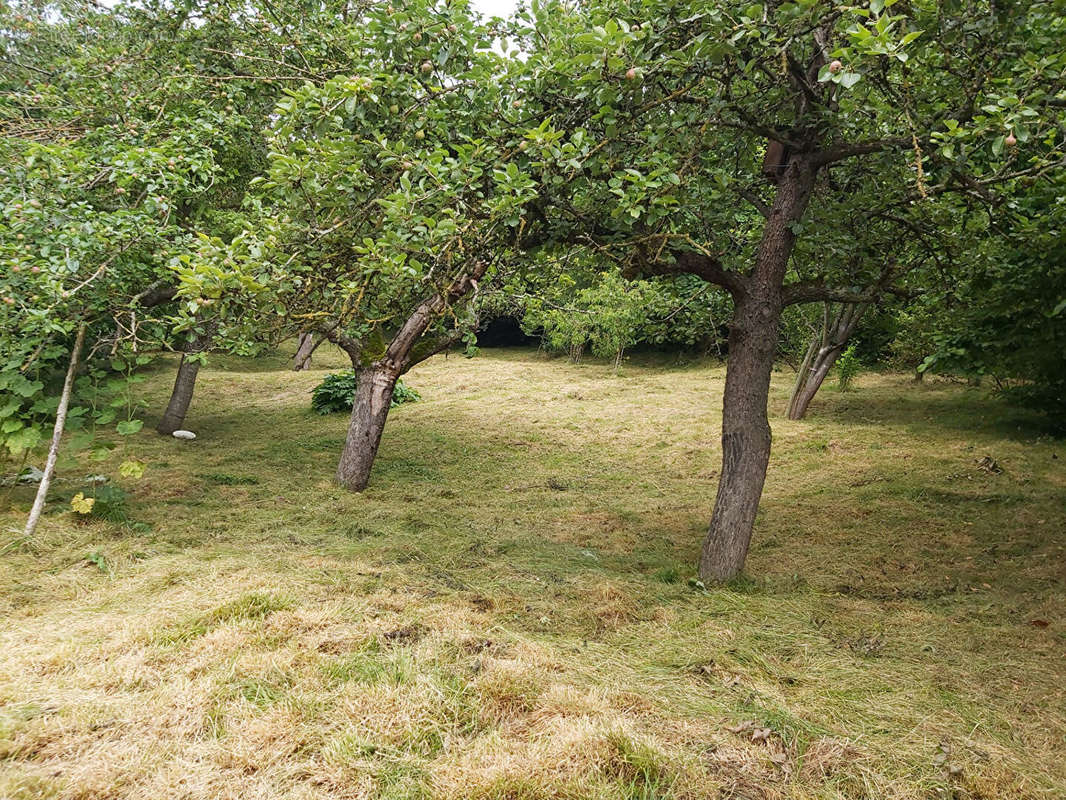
[90,485,130,522]
[71,485,129,522]
[311,371,420,415]
[70,492,96,516]
[836,345,862,392]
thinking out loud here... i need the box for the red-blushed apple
[420,61,433,73]
[1005,132,1017,147]
[829,60,842,74]
[625,67,637,80]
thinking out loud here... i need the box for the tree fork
[787,302,867,420]
[334,261,488,492]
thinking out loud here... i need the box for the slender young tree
[787,301,867,420]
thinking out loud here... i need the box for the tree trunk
[292,332,320,371]
[24,323,86,539]
[699,295,780,583]
[157,320,214,435]
[787,302,866,420]
[335,364,398,491]
[331,259,489,492]
[157,354,201,435]
[699,157,815,584]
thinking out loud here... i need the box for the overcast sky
[471,0,519,17]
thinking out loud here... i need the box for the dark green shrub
[90,484,129,522]
[311,371,420,415]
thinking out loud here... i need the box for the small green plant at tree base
[836,345,862,392]
[311,372,420,415]
[70,484,129,523]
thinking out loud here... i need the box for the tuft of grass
[152,592,291,646]
[604,730,676,797]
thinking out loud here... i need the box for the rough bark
[786,302,867,420]
[699,157,816,584]
[292,332,321,371]
[335,364,399,491]
[24,323,86,539]
[335,261,489,492]
[157,321,214,435]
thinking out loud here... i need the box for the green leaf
[5,427,41,455]
[1,418,24,433]
[839,72,862,89]
[116,419,144,435]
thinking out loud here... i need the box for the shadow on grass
[805,378,1060,442]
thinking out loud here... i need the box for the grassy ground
[1,346,1063,800]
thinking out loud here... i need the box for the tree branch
[782,262,908,306]
[628,244,747,298]
[810,138,910,168]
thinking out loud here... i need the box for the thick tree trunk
[157,320,214,435]
[157,354,201,435]
[24,323,86,539]
[292,332,320,371]
[787,302,866,420]
[335,365,398,491]
[699,295,780,583]
[699,157,815,584]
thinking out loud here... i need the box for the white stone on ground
[172,430,196,440]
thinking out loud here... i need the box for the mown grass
[0,346,1063,799]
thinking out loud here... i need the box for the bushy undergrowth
[311,370,421,415]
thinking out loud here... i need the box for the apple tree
[177,0,537,490]
[516,0,1066,581]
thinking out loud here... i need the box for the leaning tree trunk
[699,294,780,583]
[157,320,214,435]
[335,364,399,491]
[24,323,86,539]
[333,260,488,492]
[699,157,815,584]
[292,332,321,371]
[157,354,201,435]
[786,302,866,420]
